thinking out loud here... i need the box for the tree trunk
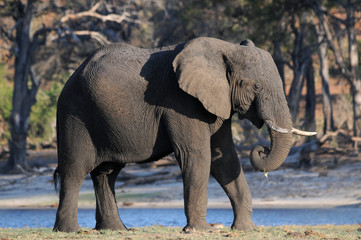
[273,40,285,91]
[346,2,361,139]
[288,66,306,122]
[316,26,335,134]
[3,0,40,173]
[287,17,308,122]
[305,57,316,133]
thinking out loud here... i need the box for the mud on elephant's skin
[53,37,316,232]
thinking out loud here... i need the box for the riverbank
[0,151,360,209]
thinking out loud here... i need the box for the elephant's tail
[53,168,60,194]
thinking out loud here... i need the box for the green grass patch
[0,225,360,239]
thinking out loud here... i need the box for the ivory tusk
[264,120,292,134]
[291,128,317,136]
[265,120,317,136]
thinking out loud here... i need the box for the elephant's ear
[172,38,231,119]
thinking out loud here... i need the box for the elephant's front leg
[211,160,255,230]
[210,120,255,230]
[177,148,212,232]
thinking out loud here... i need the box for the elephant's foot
[231,219,255,231]
[95,220,128,231]
[53,223,80,233]
[183,221,212,233]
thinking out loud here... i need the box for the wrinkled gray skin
[53,37,295,232]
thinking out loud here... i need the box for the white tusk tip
[291,128,317,136]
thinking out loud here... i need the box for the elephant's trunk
[250,128,293,172]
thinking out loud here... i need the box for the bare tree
[287,12,314,122]
[309,0,361,139]
[1,0,41,172]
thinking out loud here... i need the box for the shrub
[28,81,64,147]
[0,64,13,146]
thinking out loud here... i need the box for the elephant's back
[83,42,150,83]
[78,42,179,104]
[58,41,179,118]
[76,43,148,100]
[57,43,149,118]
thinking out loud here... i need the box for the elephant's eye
[254,82,262,93]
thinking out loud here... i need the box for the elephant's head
[173,37,316,172]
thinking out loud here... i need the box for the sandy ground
[0,154,360,210]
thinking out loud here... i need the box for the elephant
[53,37,315,232]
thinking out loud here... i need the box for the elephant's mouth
[238,113,264,129]
[238,101,264,129]
[250,116,264,129]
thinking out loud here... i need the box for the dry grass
[0,225,360,240]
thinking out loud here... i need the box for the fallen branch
[319,131,341,145]
[319,130,361,145]
[351,136,361,142]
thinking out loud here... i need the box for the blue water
[0,208,360,229]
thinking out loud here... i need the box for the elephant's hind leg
[91,162,127,231]
[53,172,85,232]
[54,114,96,232]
